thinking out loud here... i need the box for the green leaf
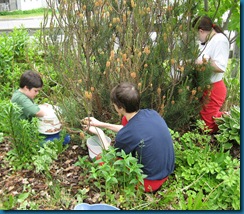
[17,192,29,203]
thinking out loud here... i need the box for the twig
[180,173,205,192]
[66,127,81,134]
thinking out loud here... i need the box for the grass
[0,13,44,19]
[0,8,48,20]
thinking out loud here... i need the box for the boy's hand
[81,117,101,126]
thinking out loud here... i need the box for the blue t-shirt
[115,109,175,180]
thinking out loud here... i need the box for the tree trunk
[231,32,240,78]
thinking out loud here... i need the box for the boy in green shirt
[11,70,46,120]
[11,70,70,145]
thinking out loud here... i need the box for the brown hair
[110,82,140,113]
[192,15,225,34]
[19,70,43,89]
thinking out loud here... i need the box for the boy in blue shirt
[84,82,175,192]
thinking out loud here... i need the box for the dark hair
[110,82,140,113]
[19,70,43,89]
[192,15,224,34]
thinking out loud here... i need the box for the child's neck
[125,110,139,121]
[19,88,29,96]
[19,88,26,93]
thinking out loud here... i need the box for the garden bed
[0,138,104,210]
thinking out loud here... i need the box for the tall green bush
[39,0,240,131]
[0,100,43,170]
[40,0,222,131]
[0,28,47,100]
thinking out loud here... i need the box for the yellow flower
[110,50,114,59]
[106,61,111,67]
[167,6,173,12]
[112,18,117,24]
[123,14,126,23]
[191,89,197,96]
[178,66,184,72]
[130,72,136,79]
[143,46,150,55]
[79,131,85,139]
[122,54,127,62]
[95,1,100,7]
[85,91,92,100]
[78,13,84,18]
[200,66,206,71]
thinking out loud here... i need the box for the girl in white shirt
[192,16,230,133]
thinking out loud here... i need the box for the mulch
[0,137,101,210]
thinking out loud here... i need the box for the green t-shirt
[11,90,40,120]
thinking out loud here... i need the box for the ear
[113,104,124,114]
[22,86,28,90]
[118,107,126,115]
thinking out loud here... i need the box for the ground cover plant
[0,115,240,210]
[0,0,240,210]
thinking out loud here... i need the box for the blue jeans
[40,133,71,146]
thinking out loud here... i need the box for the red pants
[200,80,227,133]
[144,177,168,192]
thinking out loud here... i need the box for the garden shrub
[0,100,43,170]
[40,0,215,131]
